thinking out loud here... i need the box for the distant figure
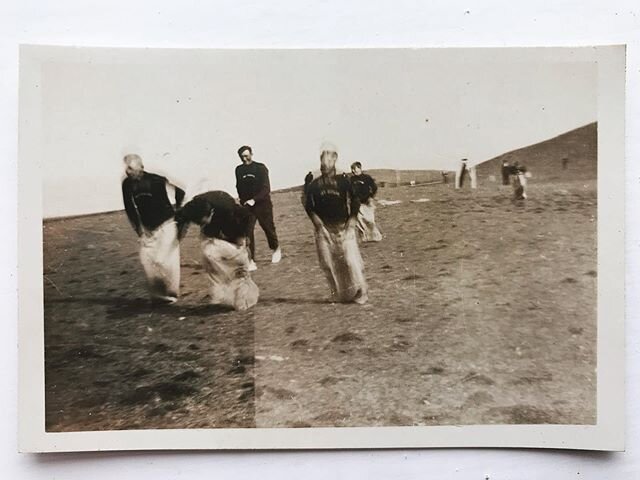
[562,157,569,170]
[501,160,511,185]
[235,145,281,271]
[350,161,382,242]
[441,171,449,184]
[512,162,528,200]
[303,143,368,304]
[176,191,258,311]
[455,158,477,189]
[121,154,185,303]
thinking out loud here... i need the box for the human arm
[174,185,186,208]
[176,214,191,240]
[302,178,325,229]
[250,164,271,203]
[235,166,245,202]
[121,180,142,236]
[163,177,185,209]
[301,171,314,207]
[232,204,253,246]
[368,175,378,198]
[175,196,209,240]
[174,205,191,240]
[347,177,360,228]
[303,177,315,217]
[344,175,361,229]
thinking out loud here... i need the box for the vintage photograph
[18,46,625,450]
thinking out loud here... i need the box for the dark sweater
[304,173,360,226]
[122,172,184,233]
[176,191,251,244]
[235,161,271,204]
[350,173,378,203]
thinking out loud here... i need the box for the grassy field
[43,124,597,431]
[43,180,596,431]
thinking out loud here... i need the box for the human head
[177,197,214,226]
[319,142,338,175]
[237,145,253,164]
[123,154,144,177]
[350,161,362,175]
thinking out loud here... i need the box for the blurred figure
[121,154,185,303]
[512,162,528,200]
[303,143,368,304]
[350,161,382,242]
[455,158,477,189]
[176,191,259,311]
[562,157,569,170]
[501,159,511,185]
[235,145,281,271]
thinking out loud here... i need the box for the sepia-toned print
[18,46,625,451]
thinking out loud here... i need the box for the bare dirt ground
[43,176,596,431]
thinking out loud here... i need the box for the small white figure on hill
[455,158,477,189]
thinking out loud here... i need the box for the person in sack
[121,154,185,303]
[176,190,259,311]
[349,161,382,242]
[303,143,368,304]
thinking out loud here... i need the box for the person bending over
[176,191,259,311]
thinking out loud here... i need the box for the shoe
[248,260,258,272]
[271,247,282,264]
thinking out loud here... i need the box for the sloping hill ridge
[275,123,596,194]
[476,122,597,182]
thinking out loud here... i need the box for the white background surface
[1,1,638,478]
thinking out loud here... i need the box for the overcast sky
[38,48,597,217]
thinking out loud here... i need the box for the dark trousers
[247,199,279,260]
[459,165,467,187]
[501,167,510,185]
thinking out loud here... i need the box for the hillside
[274,123,597,194]
[476,123,597,182]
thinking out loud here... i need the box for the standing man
[501,160,511,185]
[175,191,259,311]
[303,143,368,304]
[235,145,281,271]
[511,161,529,200]
[121,154,185,303]
[350,161,382,242]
